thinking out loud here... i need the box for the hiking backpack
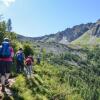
[0,41,11,58]
[25,57,32,66]
[16,52,24,62]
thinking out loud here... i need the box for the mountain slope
[71,20,100,45]
[17,19,100,54]
[17,22,95,44]
[11,46,100,100]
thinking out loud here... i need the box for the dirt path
[0,78,16,100]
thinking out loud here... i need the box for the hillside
[71,20,100,45]
[10,46,100,100]
[17,22,94,44]
[17,19,100,55]
[17,20,100,54]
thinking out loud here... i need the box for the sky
[0,0,100,37]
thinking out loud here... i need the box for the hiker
[25,55,34,78]
[0,38,14,92]
[37,54,41,64]
[16,48,25,73]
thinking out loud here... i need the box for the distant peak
[96,19,100,25]
[97,19,100,22]
[96,19,100,23]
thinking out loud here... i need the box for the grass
[71,31,100,45]
[11,63,85,100]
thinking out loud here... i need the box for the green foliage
[11,40,23,52]
[0,21,6,43]
[0,19,17,44]
[1,18,99,100]
[6,42,100,100]
[0,21,6,32]
[41,48,46,62]
[23,43,34,57]
[71,31,100,45]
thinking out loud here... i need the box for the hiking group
[16,49,34,78]
[0,38,41,94]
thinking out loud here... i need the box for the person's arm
[22,52,25,60]
[11,47,14,58]
[31,57,34,62]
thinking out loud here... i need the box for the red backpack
[25,57,32,65]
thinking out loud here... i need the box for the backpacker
[16,52,24,62]
[0,41,11,58]
[25,57,32,66]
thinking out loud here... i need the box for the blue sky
[0,0,100,37]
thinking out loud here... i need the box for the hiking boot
[1,85,5,92]
[0,95,3,100]
[5,80,9,87]
[5,87,12,96]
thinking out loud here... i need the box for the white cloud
[1,0,15,7]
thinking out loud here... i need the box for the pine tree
[7,18,12,32]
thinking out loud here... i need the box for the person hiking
[16,48,25,73]
[37,54,41,64]
[25,55,34,78]
[0,38,14,92]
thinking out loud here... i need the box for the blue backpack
[0,41,11,58]
[16,52,24,62]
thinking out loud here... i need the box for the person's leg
[1,75,5,92]
[22,62,24,72]
[27,67,29,75]
[23,65,27,75]
[0,83,3,99]
[19,62,21,72]
[30,65,32,73]
[5,62,12,85]
[20,62,24,72]
[5,73,10,83]
[29,65,32,77]
[0,61,6,92]
[16,61,20,73]
[38,59,40,64]
[29,66,31,75]
[26,66,30,78]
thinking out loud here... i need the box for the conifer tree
[7,18,12,32]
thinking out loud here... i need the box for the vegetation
[9,45,100,100]
[23,43,34,57]
[0,18,100,100]
[71,31,100,45]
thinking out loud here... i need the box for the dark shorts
[0,61,12,75]
[16,60,24,72]
[16,60,24,66]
